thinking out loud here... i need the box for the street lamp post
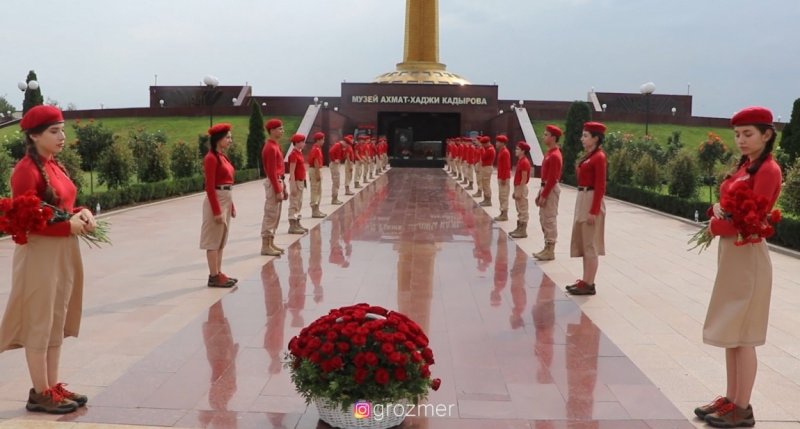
[18,80,39,114]
[639,82,656,136]
[202,75,219,127]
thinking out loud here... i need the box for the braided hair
[24,123,69,205]
[578,131,605,164]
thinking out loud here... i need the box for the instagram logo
[353,400,371,419]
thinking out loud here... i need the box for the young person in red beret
[566,121,607,296]
[343,135,355,196]
[510,141,532,238]
[353,135,364,189]
[479,136,496,207]
[0,105,95,414]
[200,123,237,288]
[533,125,564,261]
[494,135,511,221]
[694,107,782,428]
[260,119,287,256]
[307,132,326,218]
[328,138,344,205]
[287,133,308,235]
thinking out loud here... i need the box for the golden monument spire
[373,0,469,85]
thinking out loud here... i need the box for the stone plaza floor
[1,166,799,429]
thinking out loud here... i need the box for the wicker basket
[315,397,407,429]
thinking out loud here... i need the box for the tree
[697,132,732,203]
[667,151,699,198]
[22,70,44,115]
[633,153,661,190]
[608,147,634,185]
[73,121,115,194]
[128,129,170,182]
[0,95,16,119]
[0,148,12,196]
[562,101,592,181]
[171,140,198,178]
[226,140,245,170]
[778,98,800,169]
[97,141,134,190]
[246,99,266,169]
[57,142,85,192]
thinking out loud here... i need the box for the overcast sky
[2,0,798,119]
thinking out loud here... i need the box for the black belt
[577,186,594,191]
[541,181,547,186]
[215,185,233,190]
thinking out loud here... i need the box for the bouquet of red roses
[286,303,440,413]
[688,180,781,252]
[0,191,111,247]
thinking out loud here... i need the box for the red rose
[329,356,343,371]
[770,209,782,224]
[336,342,350,353]
[354,352,367,367]
[404,341,417,351]
[364,352,379,367]
[394,367,407,381]
[420,364,431,377]
[321,342,335,355]
[351,335,367,347]
[388,352,407,365]
[431,378,441,391]
[326,331,338,341]
[375,368,390,385]
[381,343,395,354]
[309,351,321,364]
[422,347,435,364]
[354,368,369,384]
[411,351,423,363]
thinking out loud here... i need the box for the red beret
[344,135,353,143]
[517,141,531,151]
[357,134,368,140]
[20,105,64,131]
[731,106,773,126]
[479,136,490,144]
[290,133,306,144]
[545,125,562,138]
[583,121,607,134]
[265,118,283,131]
[496,135,508,143]
[208,123,231,136]
[313,132,325,141]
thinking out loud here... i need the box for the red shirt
[11,155,78,237]
[514,157,531,186]
[262,139,284,192]
[328,142,343,162]
[344,144,355,162]
[710,155,782,236]
[576,149,607,215]
[497,147,511,180]
[288,148,306,180]
[203,151,235,216]
[481,145,496,166]
[540,147,563,199]
[307,145,323,168]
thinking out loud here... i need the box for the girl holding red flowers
[200,123,237,288]
[695,107,782,428]
[566,122,607,296]
[0,105,95,414]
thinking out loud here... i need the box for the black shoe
[567,282,596,295]
[208,274,236,288]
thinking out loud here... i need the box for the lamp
[602,103,607,112]
[202,75,220,126]
[671,107,677,116]
[639,81,656,136]
[159,99,165,108]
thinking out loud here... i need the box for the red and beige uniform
[328,139,344,202]
[0,106,85,358]
[200,126,236,251]
[537,125,563,245]
[570,123,607,258]
[261,120,285,240]
[513,142,532,224]
[287,134,307,222]
[343,136,355,193]
[307,132,325,214]
[480,136,496,203]
[496,136,511,213]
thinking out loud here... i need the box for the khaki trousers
[289,180,305,220]
[498,179,510,211]
[261,179,283,238]
[345,160,353,186]
[330,161,341,198]
[538,184,560,244]
[354,160,363,182]
[481,165,493,198]
[472,163,479,183]
[309,167,322,206]
[514,184,529,223]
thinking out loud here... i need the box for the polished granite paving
[7,168,691,429]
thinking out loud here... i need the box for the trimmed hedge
[76,168,260,212]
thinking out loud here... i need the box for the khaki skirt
[570,190,606,257]
[703,237,772,347]
[199,190,233,250]
[0,234,84,352]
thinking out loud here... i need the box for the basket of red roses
[286,303,441,429]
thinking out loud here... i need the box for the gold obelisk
[373,0,469,85]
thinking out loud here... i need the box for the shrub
[633,153,661,190]
[73,120,114,171]
[128,129,171,183]
[226,140,245,170]
[246,99,266,169]
[608,147,634,185]
[778,98,800,169]
[562,101,592,181]
[22,70,44,115]
[0,149,12,196]
[3,131,26,160]
[97,140,135,189]
[171,140,198,178]
[781,158,800,216]
[57,142,85,192]
[667,151,699,198]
